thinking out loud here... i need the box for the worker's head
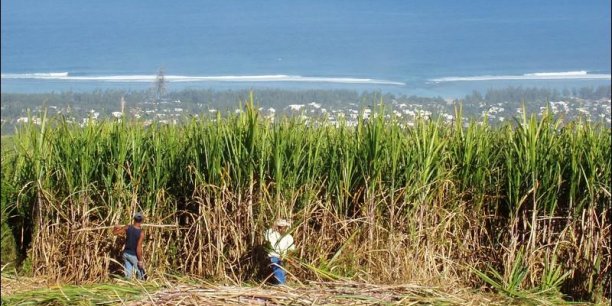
[133,212,144,224]
[274,219,291,233]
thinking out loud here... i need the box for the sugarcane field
[1,100,610,305]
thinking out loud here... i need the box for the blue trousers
[269,256,286,284]
[122,252,144,280]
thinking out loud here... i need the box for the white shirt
[264,228,295,258]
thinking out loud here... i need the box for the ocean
[1,0,610,97]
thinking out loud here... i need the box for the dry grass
[0,273,514,306]
[131,281,508,306]
[1,273,48,296]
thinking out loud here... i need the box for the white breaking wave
[1,72,405,86]
[1,72,70,78]
[524,70,588,77]
[430,71,611,82]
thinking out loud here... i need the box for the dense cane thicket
[1,99,610,301]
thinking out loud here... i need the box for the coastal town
[2,87,610,133]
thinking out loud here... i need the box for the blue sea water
[1,0,610,97]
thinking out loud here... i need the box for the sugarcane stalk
[74,224,177,232]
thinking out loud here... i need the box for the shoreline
[2,78,611,99]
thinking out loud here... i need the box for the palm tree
[154,68,167,110]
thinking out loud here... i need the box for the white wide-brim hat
[274,219,291,227]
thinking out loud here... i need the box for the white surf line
[429,71,611,82]
[1,73,406,86]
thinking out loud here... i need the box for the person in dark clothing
[113,212,146,280]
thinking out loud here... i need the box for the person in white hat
[263,218,296,285]
[113,212,146,280]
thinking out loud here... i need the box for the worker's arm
[288,235,296,252]
[137,231,145,267]
[112,225,127,236]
